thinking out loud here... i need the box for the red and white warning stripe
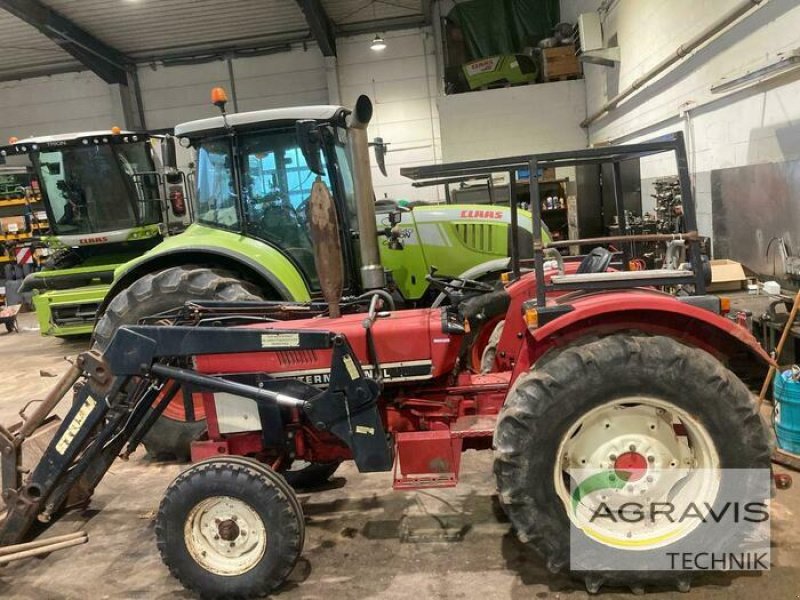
[15,246,33,265]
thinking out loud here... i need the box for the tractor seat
[576,247,613,274]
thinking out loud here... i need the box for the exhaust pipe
[347,95,385,290]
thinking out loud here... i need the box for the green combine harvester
[0,130,191,336]
[88,89,553,458]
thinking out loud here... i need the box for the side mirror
[161,135,178,170]
[372,137,388,177]
[296,120,324,176]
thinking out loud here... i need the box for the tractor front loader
[0,135,777,598]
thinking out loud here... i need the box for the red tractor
[0,134,773,598]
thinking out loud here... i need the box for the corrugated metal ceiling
[0,0,425,79]
[0,9,81,78]
[322,0,423,25]
[46,0,310,58]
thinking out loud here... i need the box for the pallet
[542,44,582,82]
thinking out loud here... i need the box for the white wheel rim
[554,397,720,550]
[184,496,267,576]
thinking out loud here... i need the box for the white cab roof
[12,130,139,145]
[175,105,345,136]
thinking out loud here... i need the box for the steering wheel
[426,269,494,305]
[577,247,613,274]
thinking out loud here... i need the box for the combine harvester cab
[0,130,191,337]
[0,130,779,598]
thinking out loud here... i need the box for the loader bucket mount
[0,323,391,548]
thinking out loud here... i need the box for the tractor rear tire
[156,457,303,599]
[93,266,265,461]
[493,334,772,593]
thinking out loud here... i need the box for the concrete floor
[0,311,798,599]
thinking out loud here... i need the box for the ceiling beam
[337,14,428,36]
[0,0,133,84]
[421,0,433,25]
[295,0,336,57]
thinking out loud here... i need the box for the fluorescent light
[711,49,800,94]
[371,34,386,51]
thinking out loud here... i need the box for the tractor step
[392,415,498,490]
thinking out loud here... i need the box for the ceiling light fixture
[371,34,386,51]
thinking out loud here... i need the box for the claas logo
[459,209,503,219]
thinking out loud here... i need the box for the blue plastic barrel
[774,369,800,454]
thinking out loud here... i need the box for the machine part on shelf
[757,288,800,411]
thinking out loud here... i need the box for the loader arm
[0,325,391,547]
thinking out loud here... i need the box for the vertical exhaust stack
[348,95,385,290]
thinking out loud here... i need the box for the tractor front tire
[93,266,265,460]
[156,457,303,599]
[493,334,771,593]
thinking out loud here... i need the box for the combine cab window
[35,144,156,236]
[239,130,332,289]
[116,143,162,226]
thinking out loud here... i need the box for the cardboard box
[0,216,26,234]
[709,259,747,292]
[543,45,582,81]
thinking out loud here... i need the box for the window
[35,145,140,236]
[116,142,161,226]
[238,130,333,288]
[195,138,239,230]
[335,143,358,230]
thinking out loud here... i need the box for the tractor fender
[513,291,772,386]
[431,258,511,307]
[97,243,311,318]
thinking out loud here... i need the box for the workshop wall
[138,28,440,202]
[337,28,442,203]
[0,71,114,144]
[137,48,328,130]
[0,27,441,203]
[438,79,587,162]
[582,0,800,254]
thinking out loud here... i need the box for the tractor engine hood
[195,308,460,387]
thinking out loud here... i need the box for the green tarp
[448,0,560,60]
